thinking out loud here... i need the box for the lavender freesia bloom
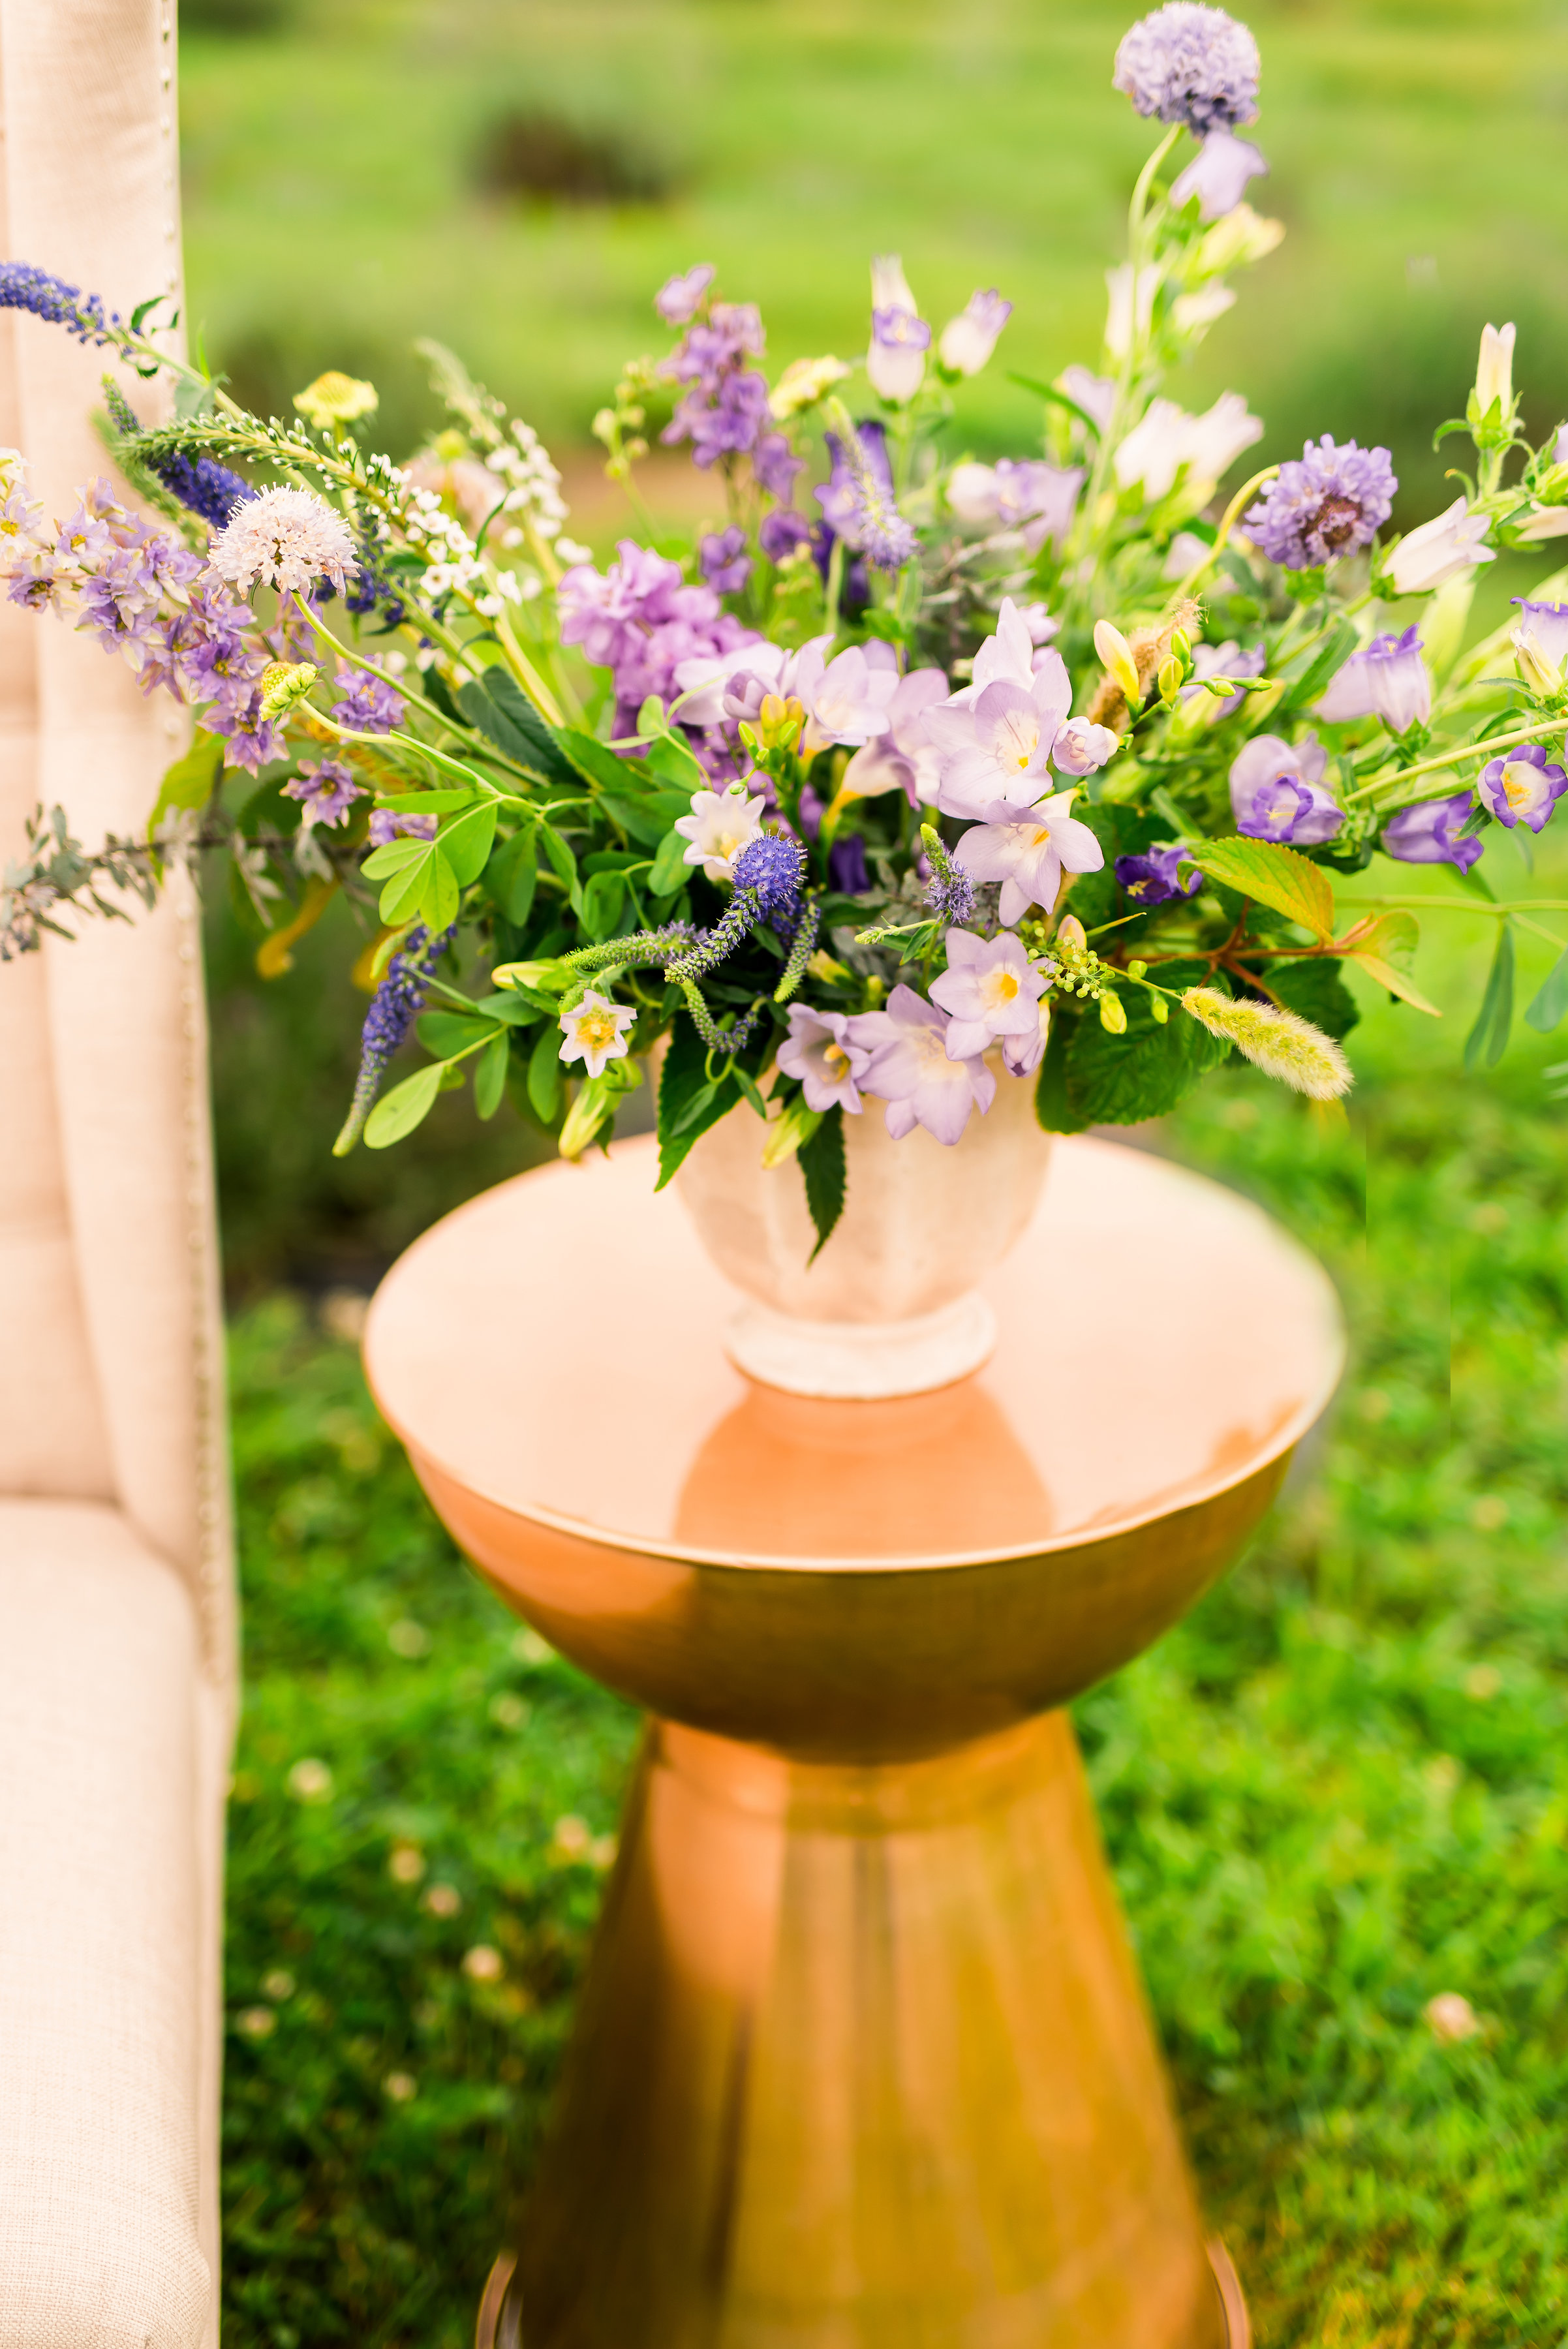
[776,1005,869,1113]
[950,787,1106,927]
[1381,791,1483,873]
[945,459,1083,553]
[848,983,996,1144]
[1115,842,1203,904]
[654,264,716,325]
[929,929,1047,1060]
[1316,627,1431,733]
[842,667,949,804]
[1246,437,1397,570]
[1170,129,1267,218]
[869,305,932,405]
[938,290,1013,377]
[1180,639,1265,716]
[1510,598,1568,683]
[1229,733,1344,844]
[1477,743,1568,833]
[927,612,1115,810]
[699,526,752,594]
[1113,4,1261,134]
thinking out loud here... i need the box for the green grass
[221,891,1568,2345]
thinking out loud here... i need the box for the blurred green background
[185,0,1568,1287]
[183,10,1568,2342]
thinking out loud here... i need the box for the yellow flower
[769,355,851,420]
[293,371,380,432]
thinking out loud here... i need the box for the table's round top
[364,1133,1344,1574]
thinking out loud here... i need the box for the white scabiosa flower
[557,989,636,1080]
[1181,987,1352,1100]
[209,485,357,596]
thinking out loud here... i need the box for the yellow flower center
[577,1008,618,1051]
[824,1043,850,1078]
[1501,761,1537,809]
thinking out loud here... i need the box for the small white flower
[209,485,357,596]
[1475,321,1516,416]
[938,289,1012,377]
[1386,497,1494,596]
[558,989,636,1080]
[674,781,768,880]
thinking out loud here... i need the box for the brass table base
[482,1712,1240,2349]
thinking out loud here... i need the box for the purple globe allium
[331,663,407,735]
[1315,627,1430,734]
[1113,5,1261,136]
[698,525,752,595]
[0,262,118,345]
[731,831,807,929]
[1115,842,1203,904]
[1245,438,1397,570]
[1381,791,1483,873]
[1477,742,1568,834]
[760,508,812,562]
[335,923,457,1153]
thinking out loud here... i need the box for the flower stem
[1345,714,1568,805]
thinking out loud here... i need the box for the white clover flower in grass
[209,485,356,597]
[1181,987,1351,1101]
[558,990,636,1081]
[674,780,768,880]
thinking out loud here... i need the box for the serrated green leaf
[1525,944,1568,1034]
[1182,837,1336,940]
[474,1028,510,1120]
[1065,960,1231,1125]
[1464,921,1514,1071]
[656,1016,735,1186]
[438,799,498,887]
[364,1062,444,1150]
[1035,1012,1093,1134]
[557,728,648,795]
[797,1105,846,1263]
[455,670,580,785]
[527,1022,562,1123]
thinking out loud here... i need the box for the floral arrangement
[5,1,1568,1255]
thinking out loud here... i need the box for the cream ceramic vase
[671,1065,1051,1400]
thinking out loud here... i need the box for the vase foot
[723,1289,996,1399]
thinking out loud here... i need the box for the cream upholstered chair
[0,7,236,2346]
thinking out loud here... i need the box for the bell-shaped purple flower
[1477,741,1568,834]
[1316,627,1430,734]
[1229,732,1344,844]
[1115,842,1203,904]
[1381,791,1483,872]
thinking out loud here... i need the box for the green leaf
[456,671,580,786]
[438,799,498,887]
[580,868,626,942]
[470,990,542,1028]
[1341,910,1442,1015]
[147,730,223,840]
[1278,619,1359,715]
[643,730,705,791]
[1181,837,1336,940]
[598,790,692,848]
[474,1028,510,1120]
[557,728,648,796]
[484,825,538,925]
[378,845,437,927]
[527,1022,562,1123]
[364,1063,444,1150]
[1465,921,1514,1071]
[1525,944,1568,1034]
[1035,1011,1093,1134]
[656,1015,737,1187]
[797,1105,846,1263]
[416,1011,500,1060]
[362,836,433,882]
[1066,961,1231,1126]
[1257,958,1360,1041]
[650,826,691,895]
[374,788,476,814]
[418,848,461,932]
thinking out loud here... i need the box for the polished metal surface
[368,1135,1342,2349]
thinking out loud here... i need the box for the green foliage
[1182,838,1337,941]
[455,673,580,790]
[1060,961,1232,1128]
[1257,957,1361,1042]
[364,1064,444,1150]
[148,729,224,839]
[1465,923,1516,1071]
[797,1103,846,1262]
[654,1013,739,1187]
[1525,942,1568,1034]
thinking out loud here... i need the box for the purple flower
[776,1006,869,1113]
[147,447,256,531]
[759,509,812,562]
[827,833,870,895]
[925,860,976,924]
[0,262,117,345]
[284,756,361,828]
[938,290,1013,377]
[1381,791,1483,873]
[848,983,996,1144]
[731,832,806,929]
[1477,742,1568,834]
[814,423,916,574]
[698,526,752,595]
[1113,5,1261,135]
[929,928,1048,1060]
[950,788,1105,927]
[752,431,804,504]
[558,537,763,733]
[945,459,1083,554]
[1180,639,1265,717]
[335,922,457,1151]
[1315,626,1431,734]
[1115,842,1203,904]
[1170,129,1268,218]
[1245,437,1397,570]
[208,686,283,775]
[868,306,932,405]
[667,368,773,468]
[367,808,438,848]
[331,664,406,735]
[654,263,715,326]
[1228,732,1344,844]
[1511,598,1568,671]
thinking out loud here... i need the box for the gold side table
[365,1134,1342,2349]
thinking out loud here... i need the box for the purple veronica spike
[732,831,807,929]
[1245,437,1397,570]
[1113,5,1260,136]
[0,262,119,345]
[147,448,256,530]
[335,923,457,1152]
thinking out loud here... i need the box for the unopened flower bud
[1093,619,1141,703]
[1054,914,1088,955]
[757,692,805,751]
[1158,654,1184,704]
[1513,625,1563,699]
[1170,628,1191,664]
[1475,322,1516,420]
[259,659,319,719]
[1098,990,1128,1034]
[1149,993,1170,1024]
[1128,958,1147,979]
